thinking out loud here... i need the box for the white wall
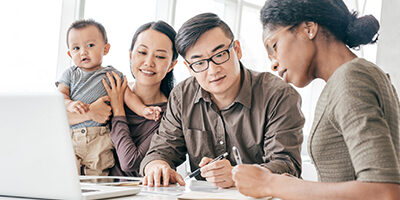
[377,0,400,95]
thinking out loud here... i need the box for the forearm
[140,146,178,176]
[269,175,400,200]
[112,104,126,116]
[139,129,186,176]
[124,89,146,116]
[262,129,302,176]
[66,111,89,125]
[264,90,304,176]
[260,157,299,176]
[111,116,148,172]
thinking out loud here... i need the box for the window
[239,2,269,72]
[0,0,62,92]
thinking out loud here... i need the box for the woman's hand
[102,71,128,116]
[232,164,273,198]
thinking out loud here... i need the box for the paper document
[139,184,186,196]
[178,180,272,200]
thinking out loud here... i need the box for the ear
[67,51,72,58]
[302,21,318,40]
[184,60,196,77]
[167,59,178,73]
[233,40,242,59]
[129,51,133,60]
[104,43,111,55]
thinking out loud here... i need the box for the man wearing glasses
[140,13,305,188]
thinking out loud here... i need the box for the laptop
[0,92,140,199]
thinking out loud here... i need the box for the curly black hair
[260,0,380,48]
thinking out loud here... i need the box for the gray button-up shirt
[140,64,305,177]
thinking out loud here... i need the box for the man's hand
[66,100,89,114]
[232,164,272,198]
[87,96,112,123]
[143,160,185,187]
[199,157,234,188]
[142,106,162,121]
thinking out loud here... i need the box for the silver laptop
[0,92,140,199]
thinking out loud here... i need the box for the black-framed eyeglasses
[185,40,234,73]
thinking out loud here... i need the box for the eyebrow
[138,44,148,49]
[138,44,168,53]
[190,43,226,60]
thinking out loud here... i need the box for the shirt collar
[194,83,212,104]
[233,62,252,109]
[193,62,252,109]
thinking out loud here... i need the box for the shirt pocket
[183,129,215,164]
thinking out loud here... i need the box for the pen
[187,152,229,178]
[232,146,242,165]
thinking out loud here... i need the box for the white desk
[0,180,274,200]
[112,180,273,200]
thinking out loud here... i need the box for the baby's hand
[143,106,162,121]
[67,101,90,114]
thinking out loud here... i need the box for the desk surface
[0,180,274,200]
[113,180,273,200]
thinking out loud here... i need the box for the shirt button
[219,141,224,145]
[81,129,86,134]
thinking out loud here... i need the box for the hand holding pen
[191,152,235,188]
[186,152,229,179]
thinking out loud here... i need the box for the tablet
[80,176,142,186]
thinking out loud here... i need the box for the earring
[309,33,313,38]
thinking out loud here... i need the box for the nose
[144,54,154,67]
[207,60,220,75]
[270,59,279,72]
[80,47,88,56]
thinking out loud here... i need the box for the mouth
[81,58,90,63]
[209,75,226,84]
[140,69,156,75]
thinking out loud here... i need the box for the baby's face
[67,25,109,72]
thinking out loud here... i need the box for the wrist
[64,99,72,105]
[265,173,279,197]
[140,105,148,116]
[113,108,126,116]
[83,110,91,121]
[112,102,126,116]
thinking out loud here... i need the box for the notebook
[0,92,140,199]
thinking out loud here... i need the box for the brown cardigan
[308,58,400,184]
[109,102,167,177]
